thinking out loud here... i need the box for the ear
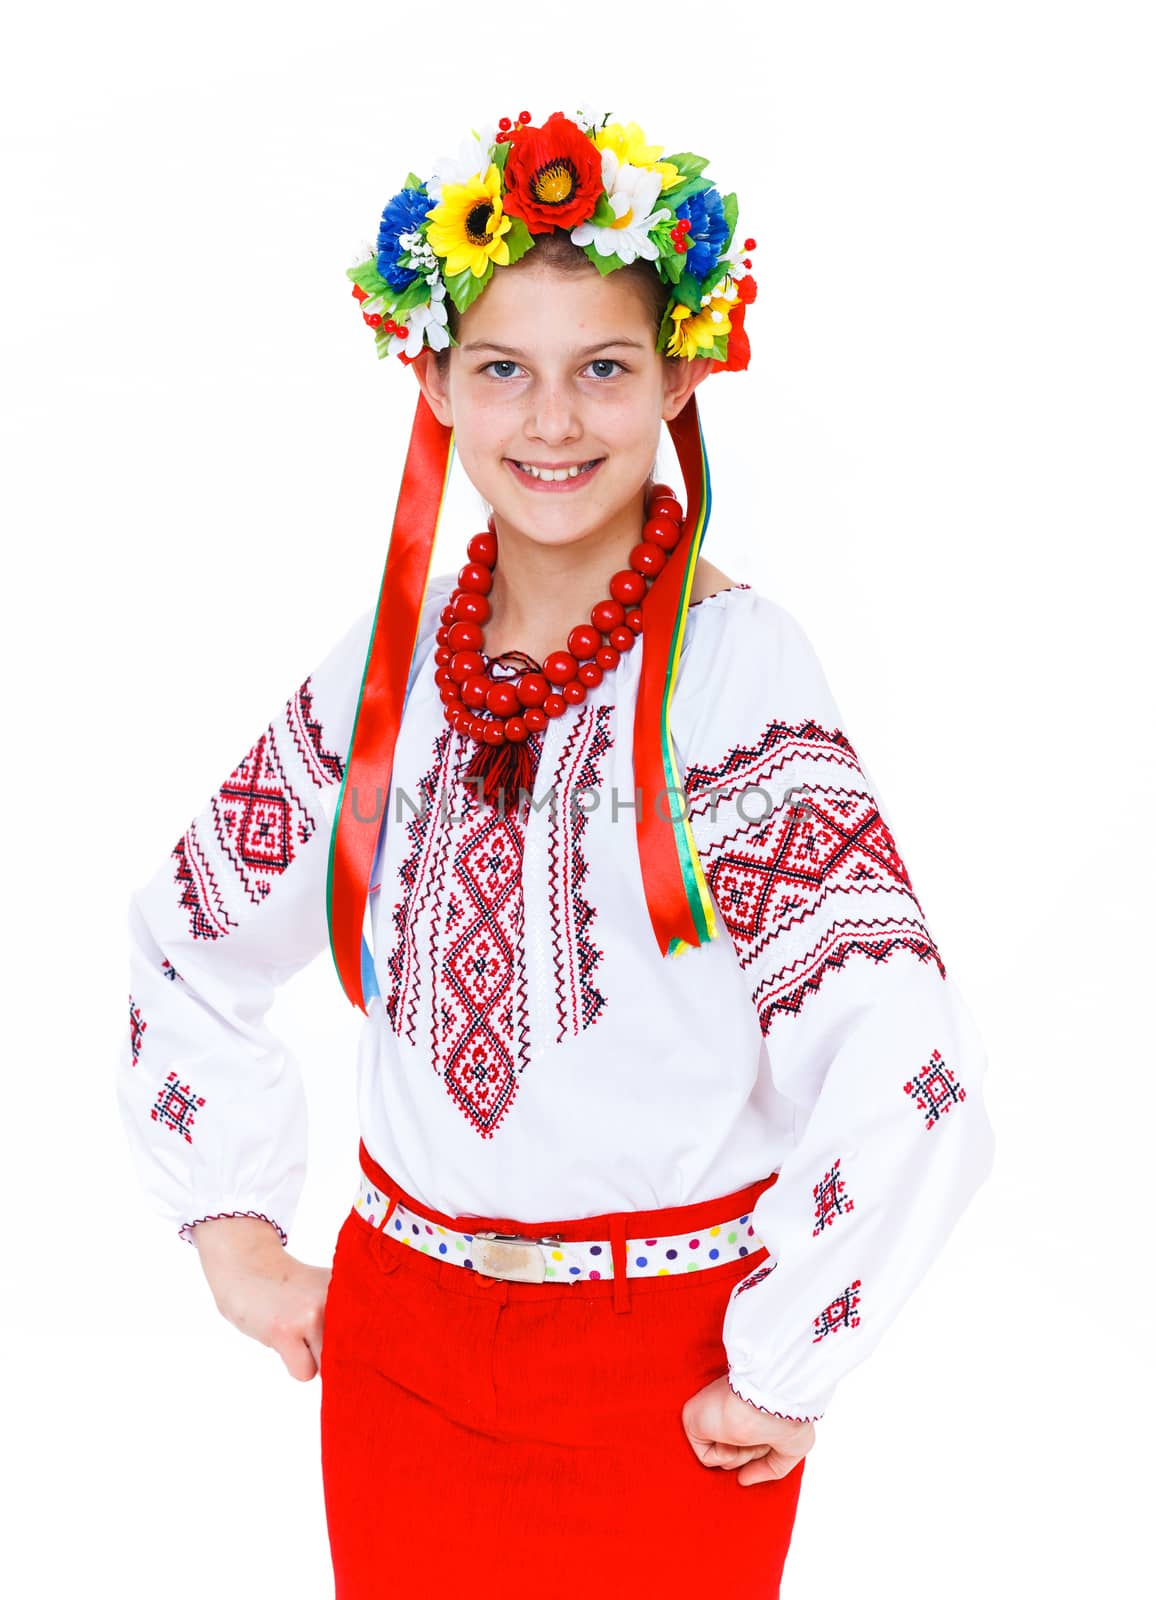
[409,346,454,427]
[660,355,713,423]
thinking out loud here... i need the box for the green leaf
[491,140,511,174]
[403,172,424,191]
[502,215,536,266]
[660,174,713,212]
[699,260,732,300]
[655,232,686,283]
[391,277,432,314]
[580,242,627,276]
[346,258,391,297]
[445,262,493,314]
[655,303,678,355]
[721,191,738,244]
[664,151,710,179]
[588,191,619,228]
[673,271,705,310]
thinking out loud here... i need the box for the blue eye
[587,358,622,378]
[485,359,521,378]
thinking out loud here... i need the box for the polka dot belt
[351,1172,765,1284]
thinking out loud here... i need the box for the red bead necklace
[432,484,686,809]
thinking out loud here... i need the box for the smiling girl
[119,107,994,1598]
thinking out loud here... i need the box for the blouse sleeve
[116,573,454,1249]
[674,590,995,1421]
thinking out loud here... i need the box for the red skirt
[320,1145,805,1598]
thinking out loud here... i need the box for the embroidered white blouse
[118,570,994,1422]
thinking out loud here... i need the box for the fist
[682,1375,816,1486]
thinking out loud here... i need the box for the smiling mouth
[510,459,602,482]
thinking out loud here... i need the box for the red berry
[462,673,490,708]
[609,569,645,606]
[499,116,512,131]
[673,239,687,253]
[743,258,752,269]
[567,624,600,660]
[642,516,680,551]
[483,721,505,746]
[577,661,602,688]
[518,110,531,124]
[394,325,407,338]
[543,693,567,718]
[629,543,666,577]
[449,650,484,684]
[468,530,497,565]
[562,681,586,705]
[457,562,492,595]
[744,237,756,250]
[516,671,549,707]
[543,650,578,685]
[590,598,625,632]
[454,592,491,625]
[485,682,519,717]
[625,607,644,634]
[448,621,483,652]
[366,314,382,328]
[594,645,619,671]
[609,625,635,652]
[524,707,548,733]
[504,716,529,743]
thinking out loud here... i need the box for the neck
[483,490,648,663]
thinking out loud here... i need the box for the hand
[191,1216,331,1382]
[682,1375,816,1486]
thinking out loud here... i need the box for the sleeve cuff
[727,1369,826,1424]
[178,1209,289,1248]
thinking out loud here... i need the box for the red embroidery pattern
[812,1157,854,1234]
[212,730,317,907]
[548,704,611,1041]
[904,1047,967,1129]
[734,1263,775,1296]
[172,833,236,941]
[288,676,346,786]
[151,1071,206,1143]
[683,718,944,1032]
[812,1280,862,1342]
[161,957,181,982]
[386,729,454,1042]
[129,997,146,1067]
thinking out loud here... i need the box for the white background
[4,2,1151,1594]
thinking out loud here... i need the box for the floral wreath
[346,104,758,372]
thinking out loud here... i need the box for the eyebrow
[460,338,649,357]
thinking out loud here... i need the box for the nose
[525,379,582,448]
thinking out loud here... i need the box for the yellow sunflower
[594,121,680,192]
[425,163,512,278]
[666,281,740,359]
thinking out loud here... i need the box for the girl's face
[413,261,708,554]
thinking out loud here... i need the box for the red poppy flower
[710,298,751,373]
[502,112,603,234]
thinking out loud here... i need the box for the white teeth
[515,461,594,481]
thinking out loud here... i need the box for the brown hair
[435,230,672,369]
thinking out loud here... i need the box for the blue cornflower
[376,186,433,292]
[676,186,729,281]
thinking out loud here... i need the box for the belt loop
[380,1192,400,1230]
[611,1214,631,1313]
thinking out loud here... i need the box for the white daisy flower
[570,150,670,265]
[391,279,450,359]
[426,123,498,201]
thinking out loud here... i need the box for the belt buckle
[471,1231,563,1284]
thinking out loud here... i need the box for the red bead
[441,605,455,623]
[543,650,578,685]
[516,671,549,707]
[483,720,506,746]
[744,237,757,250]
[448,620,483,652]
[468,530,497,565]
[439,683,459,705]
[608,625,635,652]
[543,693,567,718]
[436,626,450,646]
[434,666,453,689]
[649,497,682,521]
[504,716,529,743]
[609,569,645,605]
[590,597,625,632]
[485,681,519,717]
[434,646,452,666]
[577,661,602,688]
[451,707,470,733]
[567,624,600,660]
[449,649,484,684]
[443,703,458,725]
[524,706,548,733]
[625,607,644,634]
[562,680,586,705]
[594,644,619,671]
[642,516,680,551]
[454,591,490,625]
[649,482,676,499]
[498,115,512,131]
[457,562,492,595]
[462,673,489,708]
[629,543,666,577]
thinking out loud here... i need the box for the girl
[119,106,994,1598]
